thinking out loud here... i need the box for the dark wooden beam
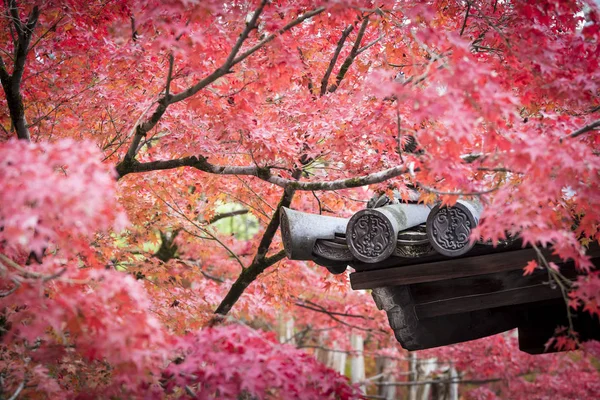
[350,244,600,290]
[414,283,563,319]
[518,300,600,354]
[409,265,578,304]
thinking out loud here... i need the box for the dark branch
[356,34,383,55]
[120,0,267,165]
[320,24,354,96]
[7,0,24,37]
[231,7,326,66]
[214,170,302,315]
[122,99,170,161]
[117,5,325,169]
[561,118,600,142]
[0,57,9,82]
[116,154,411,192]
[295,299,385,333]
[130,16,138,41]
[295,299,370,319]
[224,0,268,67]
[200,269,225,283]
[12,4,39,89]
[460,2,471,36]
[214,249,287,315]
[0,0,39,140]
[331,16,369,92]
[164,54,174,97]
[171,7,325,104]
[418,182,501,196]
[207,209,250,224]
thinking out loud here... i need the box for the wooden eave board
[414,283,564,319]
[350,243,600,290]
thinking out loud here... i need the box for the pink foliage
[423,333,600,400]
[164,324,361,400]
[0,139,357,398]
[0,139,127,258]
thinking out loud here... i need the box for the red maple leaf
[523,260,539,275]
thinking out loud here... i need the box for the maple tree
[0,0,599,398]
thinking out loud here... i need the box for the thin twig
[295,300,371,319]
[206,209,249,224]
[356,33,383,54]
[0,278,20,297]
[184,385,196,397]
[460,2,471,36]
[7,379,25,400]
[561,119,600,142]
[418,182,501,196]
[312,190,322,214]
[532,244,576,337]
[157,192,248,271]
[295,300,384,333]
[396,110,404,163]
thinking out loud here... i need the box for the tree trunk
[350,333,365,394]
[330,341,347,375]
[376,356,396,400]
[277,313,294,344]
[409,352,418,400]
[449,365,459,400]
[419,358,438,400]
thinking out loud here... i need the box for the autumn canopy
[0,0,599,398]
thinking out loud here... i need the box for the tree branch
[0,57,9,82]
[418,182,501,196]
[356,34,383,55]
[231,7,326,66]
[119,0,268,164]
[7,379,25,400]
[164,54,174,97]
[0,278,20,297]
[117,5,325,169]
[298,345,359,355]
[561,118,600,142]
[214,170,302,315]
[224,0,267,67]
[294,299,385,333]
[295,299,370,319]
[331,16,369,92]
[7,0,24,38]
[207,209,249,224]
[150,192,248,271]
[28,14,64,53]
[170,6,324,104]
[116,154,411,192]
[130,16,138,41]
[0,0,39,141]
[460,2,471,36]
[12,4,39,90]
[214,248,287,315]
[320,24,354,96]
